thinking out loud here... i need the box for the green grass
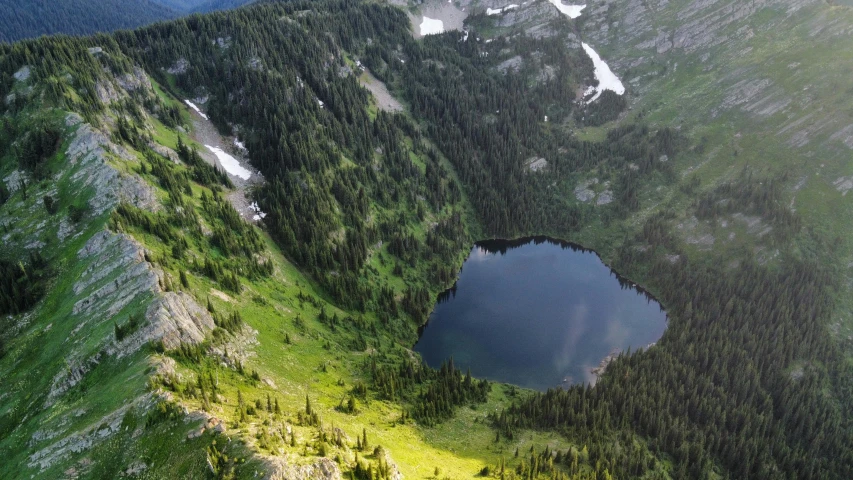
[9,2,853,477]
[89,78,609,480]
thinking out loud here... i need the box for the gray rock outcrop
[14,65,31,81]
[265,457,343,480]
[66,122,158,215]
[167,58,190,75]
[44,110,213,405]
[117,66,153,92]
[496,1,560,32]
[144,292,216,350]
[29,394,156,471]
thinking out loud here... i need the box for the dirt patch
[209,288,233,303]
[359,70,403,113]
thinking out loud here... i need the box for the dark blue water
[414,237,667,391]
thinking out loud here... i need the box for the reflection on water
[414,237,667,391]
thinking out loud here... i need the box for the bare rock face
[582,0,820,73]
[72,232,160,318]
[96,63,155,104]
[149,142,179,162]
[62,112,212,356]
[209,324,259,368]
[124,461,147,475]
[44,352,105,406]
[117,66,153,92]
[13,65,31,81]
[167,58,190,75]
[66,122,158,215]
[3,169,25,193]
[65,112,83,127]
[595,190,613,205]
[12,57,228,476]
[265,457,343,480]
[568,0,853,154]
[44,232,154,404]
[144,292,216,350]
[527,157,548,172]
[72,231,215,356]
[29,394,155,471]
[379,450,403,480]
[575,185,596,203]
[496,2,560,31]
[44,110,213,406]
[670,0,769,53]
[95,80,122,104]
[497,55,523,74]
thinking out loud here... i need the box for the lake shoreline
[425,234,669,325]
[414,235,668,391]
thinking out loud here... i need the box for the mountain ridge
[0,0,259,43]
[0,0,178,43]
[1,0,852,478]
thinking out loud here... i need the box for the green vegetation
[0,0,852,479]
[0,253,48,315]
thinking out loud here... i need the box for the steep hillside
[0,39,226,478]
[0,0,178,43]
[1,0,852,479]
[0,8,584,479]
[467,0,853,477]
[576,0,853,258]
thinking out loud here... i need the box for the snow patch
[581,43,625,102]
[234,139,247,151]
[184,100,208,120]
[249,202,267,221]
[487,4,519,15]
[420,17,445,36]
[545,0,623,102]
[546,0,585,19]
[204,145,252,180]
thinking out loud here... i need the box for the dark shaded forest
[116,2,471,319]
[0,253,48,316]
[0,0,177,43]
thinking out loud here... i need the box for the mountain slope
[1,0,853,479]
[468,0,853,476]
[569,0,853,331]
[1,8,567,478]
[0,0,177,43]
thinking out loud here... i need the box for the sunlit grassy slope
[6,1,853,478]
[0,60,616,479]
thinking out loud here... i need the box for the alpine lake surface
[414,237,667,390]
